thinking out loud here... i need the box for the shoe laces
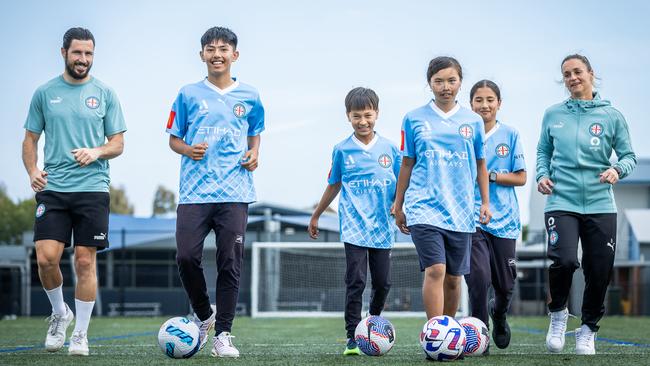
[71,331,87,344]
[46,314,64,336]
[217,332,235,347]
[548,310,571,335]
[576,327,595,346]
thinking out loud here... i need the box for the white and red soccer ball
[458,316,490,356]
[420,315,467,361]
[354,315,396,356]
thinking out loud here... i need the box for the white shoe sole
[68,349,89,356]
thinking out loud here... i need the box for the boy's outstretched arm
[309,183,342,239]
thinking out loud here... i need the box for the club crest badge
[378,154,392,168]
[458,124,473,139]
[36,204,46,218]
[589,123,603,136]
[495,143,510,158]
[233,103,247,118]
[85,96,100,109]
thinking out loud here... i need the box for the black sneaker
[343,338,360,355]
[489,301,511,349]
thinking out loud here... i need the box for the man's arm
[71,132,125,167]
[22,130,48,192]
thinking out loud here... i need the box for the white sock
[73,299,95,334]
[44,285,66,316]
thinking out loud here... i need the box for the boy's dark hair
[62,27,95,50]
[561,54,593,72]
[426,56,463,82]
[201,27,238,49]
[345,87,379,113]
[470,79,501,101]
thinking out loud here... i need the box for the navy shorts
[33,191,110,249]
[409,224,471,275]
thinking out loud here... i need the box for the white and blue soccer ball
[354,315,396,356]
[458,316,489,356]
[157,316,201,359]
[420,315,466,361]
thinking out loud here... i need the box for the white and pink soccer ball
[458,316,490,356]
[420,315,466,361]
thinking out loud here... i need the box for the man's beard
[65,59,92,80]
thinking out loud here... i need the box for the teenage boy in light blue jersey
[22,27,126,357]
[465,80,526,352]
[166,26,264,358]
[309,87,400,356]
[393,57,492,331]
[538,54,635,356]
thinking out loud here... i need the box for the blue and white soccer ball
[458,316,489,356]
[420,315,466,361]
[354,315,396,356]
[157,316,201,359]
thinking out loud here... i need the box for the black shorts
[33,191,110,249]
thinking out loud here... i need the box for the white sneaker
[68,331,89,356]
[193,304,216,350]
[546,308,568,353]
[45,303,74,352]
[211,331,240,358]
[575,324,596,355]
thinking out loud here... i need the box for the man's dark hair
[62,27,95,50]
[201,27,238,49]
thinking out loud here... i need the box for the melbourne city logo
[233,103,247,118]
[458,124,473,139]
[495,143,510,158]
[378,154,392,168]
[85,96,100,109]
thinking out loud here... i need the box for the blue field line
[514,327,650,348]
[0,331,156,354]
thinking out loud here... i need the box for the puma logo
[606,239,615,252]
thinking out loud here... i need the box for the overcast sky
[2,0,649,224]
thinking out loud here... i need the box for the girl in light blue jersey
[537,54,635,355]
[465,80,526,351]
[393,57,491,326]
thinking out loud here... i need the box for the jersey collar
[351,132,379,151]
[429,100,460,120]
[484,121,501,140]
[203,78,240,95]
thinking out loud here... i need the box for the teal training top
[536,93,636,214]
[24,75,127,192]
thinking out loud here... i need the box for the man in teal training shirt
[22,27,126,357]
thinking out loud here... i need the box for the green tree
[0,184,35,244]
[109,185,134,215]
[152,185,176,216]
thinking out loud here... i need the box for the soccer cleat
[546,308,569,353]
[211,331,240,358]
[68,330,89,356]
[489,301,511,349]
[45,303,74,352]
[193,304,216,350]
[343,338,361,355]
[575,324,596,355]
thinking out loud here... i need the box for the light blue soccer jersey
[328,133,401,248]
[166,79,264,204]
[401,102,485,233]
[24,76,127,192]
[474,122,526,239]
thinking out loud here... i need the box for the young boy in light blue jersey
[309,87,400,355]
[393,57,492,332]
[166,27,264,358]
[465,80,526,351]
